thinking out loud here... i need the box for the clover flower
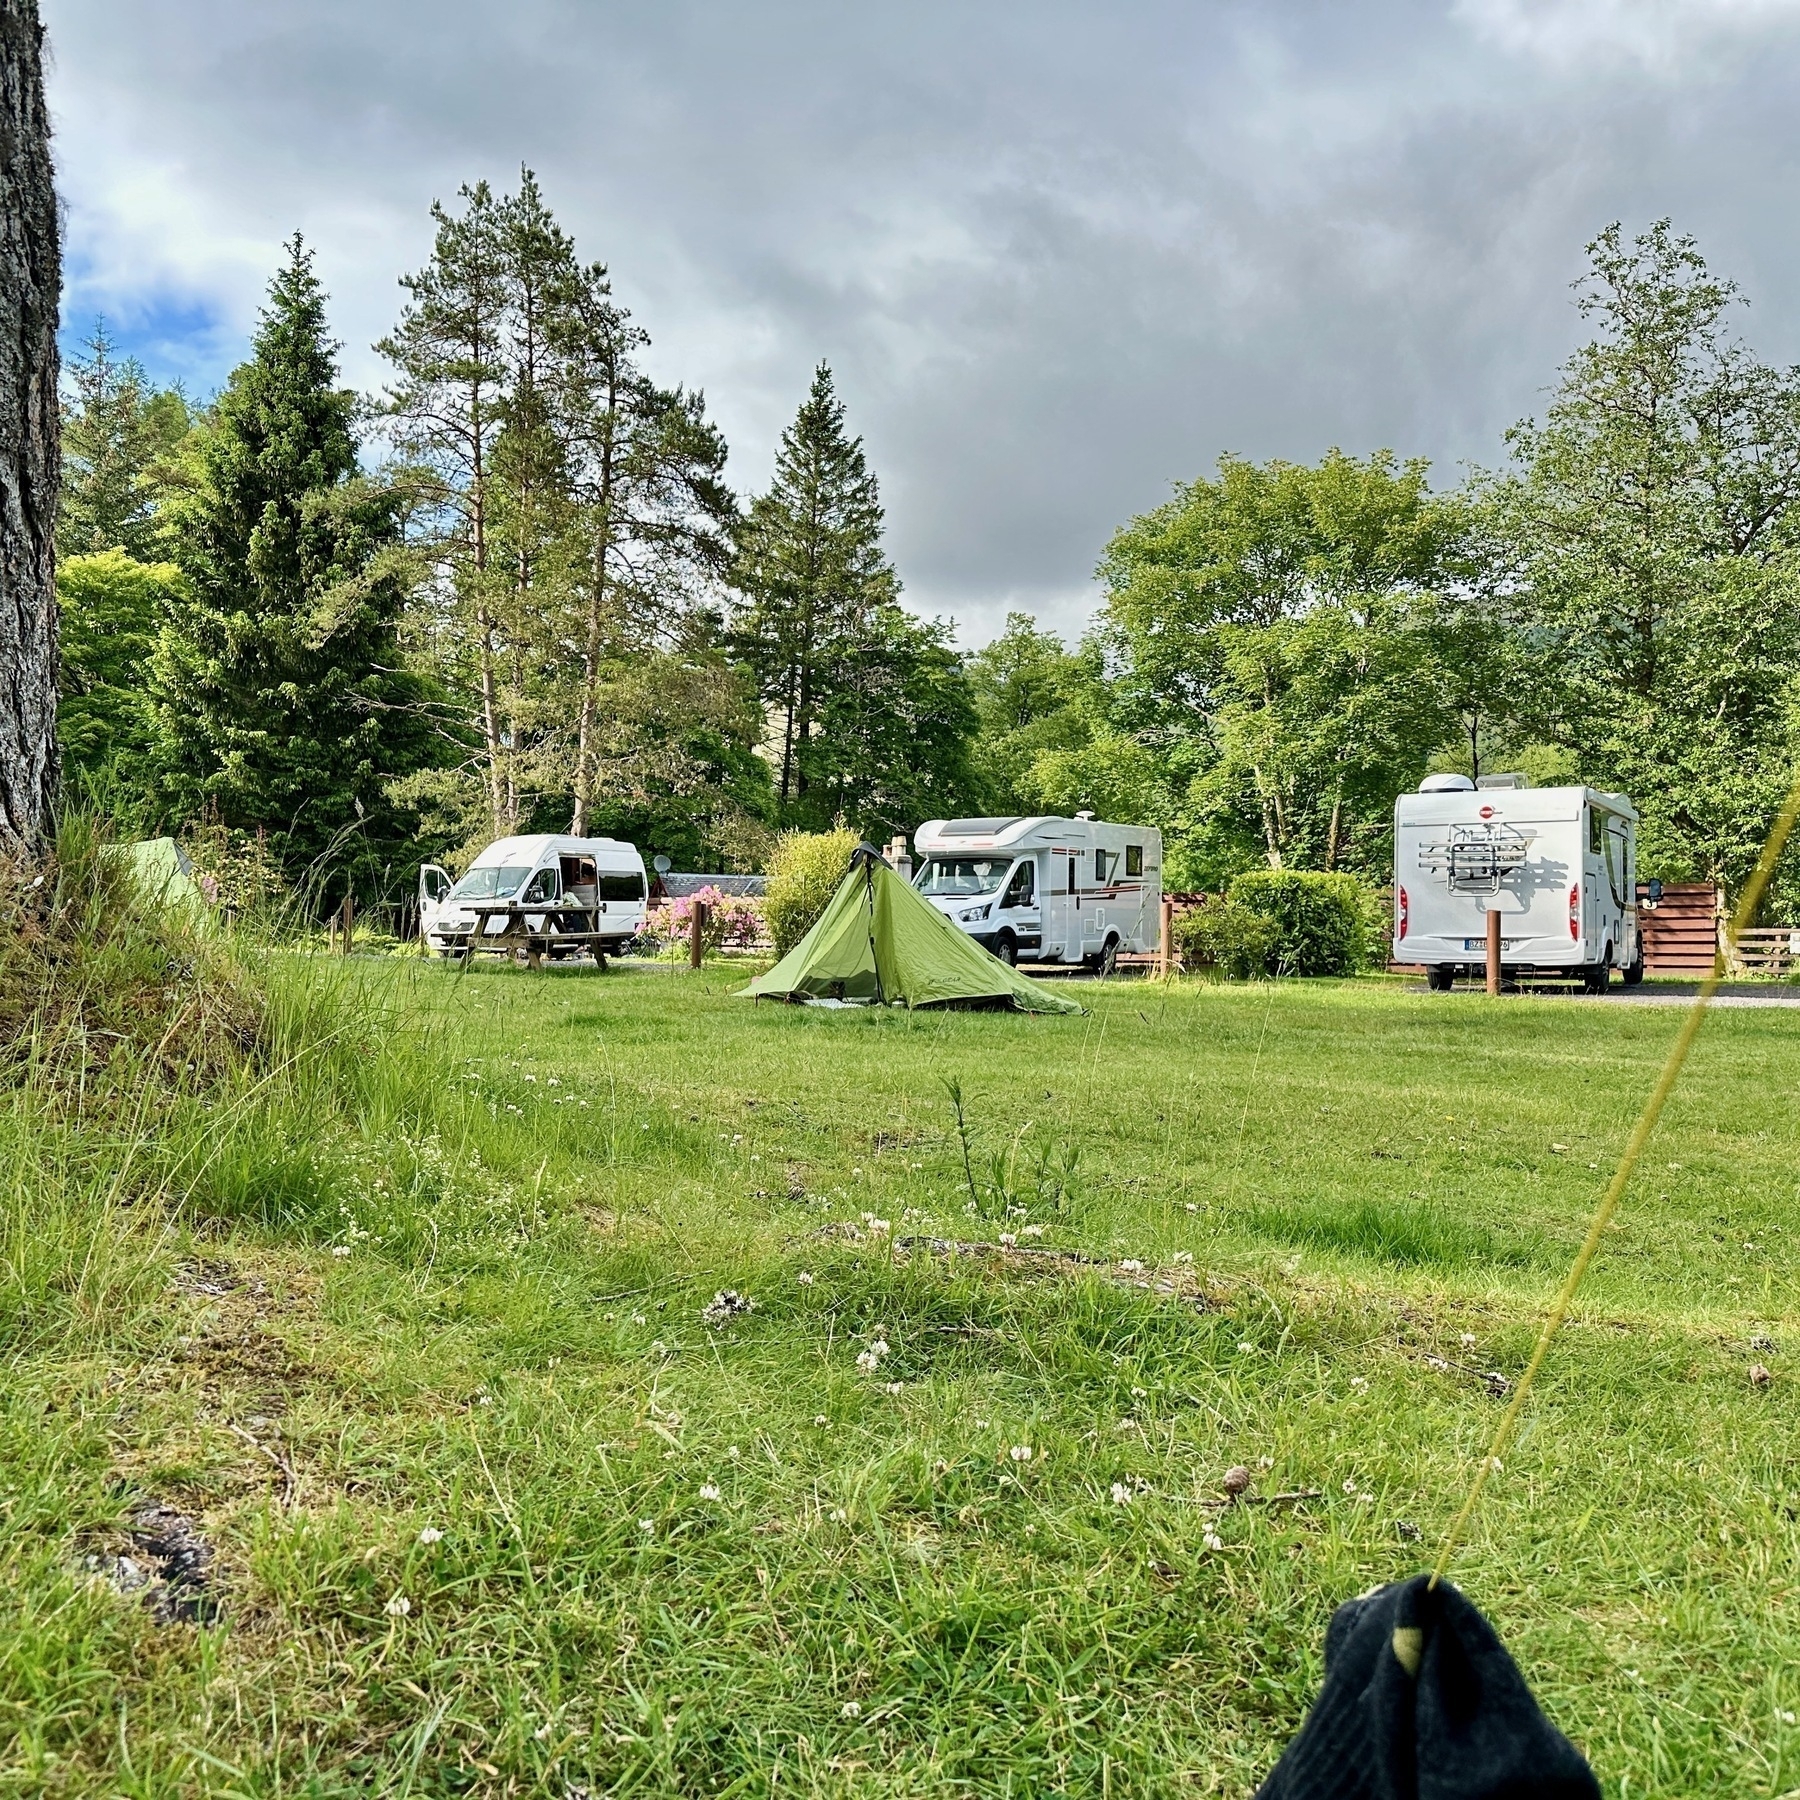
[417,1527,443,1545]
[385,1594,412,1617]
[702,1290,755,1328]
[699,1483,722,1502]
[1111,1482,1133,1505]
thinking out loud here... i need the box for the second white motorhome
[420,834,648,960]
[1393,775,1641,991]
[912,814,1162,973]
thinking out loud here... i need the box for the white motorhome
[912,814,1162,973]
[1393,775,1641,992]
[419,834,648,959]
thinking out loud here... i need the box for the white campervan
[912,814,1163,974]
[419,834,648,959]
[1393,775,1640,992]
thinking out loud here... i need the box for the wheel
[1622,956,1644,987]
[1427,965,1455,992]
[994,931,1018,967]
[1582,960,1612,995]
[1097,936,1120,978]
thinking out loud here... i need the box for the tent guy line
[1428,763,1800,1590]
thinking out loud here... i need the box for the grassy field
[5,957,1799,1797]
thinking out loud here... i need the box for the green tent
[125,837,210,922]
[741,846,1084,1014]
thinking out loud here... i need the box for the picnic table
[455,903,625,971]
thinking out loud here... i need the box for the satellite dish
[653,855,672,874]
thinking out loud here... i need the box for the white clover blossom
[699,1483,722,1502]
[1111,1482,1133,1505]
[385,1594,412,1616]
[1009,1444,1034,1463]
[1202,1530,1225,1552]
[417,1527,443,1545]
[798,1271,815,1286]
[638,1518,655,1534]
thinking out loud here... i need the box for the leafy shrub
[651,888,768,958]
[1228,870,1372,977]
[1172,897,1280,981]
[763,829,858,957]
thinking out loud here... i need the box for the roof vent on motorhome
[1475,772,1530,789]
[1418,773,1476,793]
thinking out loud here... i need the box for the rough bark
[0,0,58,857]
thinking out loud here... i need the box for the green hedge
[762,828,860,957]
[1227,870,1372,977]
[1172,870,1377,980]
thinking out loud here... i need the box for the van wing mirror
[1647,878,1664,904]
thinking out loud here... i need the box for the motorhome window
[1125,844,1143,877]
[599,873,645,903]
[561,856,598,888]
[521,868,559,904]
[1095,849,1111,883]
[1588,809,1606,855]
[914,858,1009,897]
[447,865,531,901]
[1001,862,1034,908]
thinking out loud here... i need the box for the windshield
[914,856,1011,898]
[448,865,531,902]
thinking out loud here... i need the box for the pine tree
[152,239,434,888]
[732,363,899,817]
[384,172,745,850]
[0,0,60,858]
[57,323,190,560]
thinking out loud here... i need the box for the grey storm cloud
[41,0,1800,641]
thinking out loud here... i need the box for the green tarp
[740,847,1084,1014]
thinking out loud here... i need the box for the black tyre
[1098,936,1120,977]
[1582,959,1612,995]
[1622,957,1645,987]
[1427,965,1455,992]
[995,932,1019,967]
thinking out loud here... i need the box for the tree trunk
[0,0,59,859]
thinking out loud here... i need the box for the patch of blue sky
[58,285,243,400]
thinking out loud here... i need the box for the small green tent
[125,837,210,922]
[741,845,1084,1014]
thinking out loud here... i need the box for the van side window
[1125,844,1143,878]
[600,873,645,903]
[1002,862,1034,908]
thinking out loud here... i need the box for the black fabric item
[1254,1576,1599,1800]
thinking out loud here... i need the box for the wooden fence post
[338,892,354,956]
[1486,908,1501,996]
[689,902,706,971]
[1160,897,1174,978]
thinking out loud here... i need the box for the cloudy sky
[41,0,1800,641]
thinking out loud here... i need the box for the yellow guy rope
[1430,768,1800,1589]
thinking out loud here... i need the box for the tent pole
[866,861,885,1006]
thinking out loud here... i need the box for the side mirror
[1647,878,1664,904]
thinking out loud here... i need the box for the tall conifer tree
[733,364,898,813]
[152,239,433,886]
[733,364,975,832]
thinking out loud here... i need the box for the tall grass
[0,816,526,1356]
